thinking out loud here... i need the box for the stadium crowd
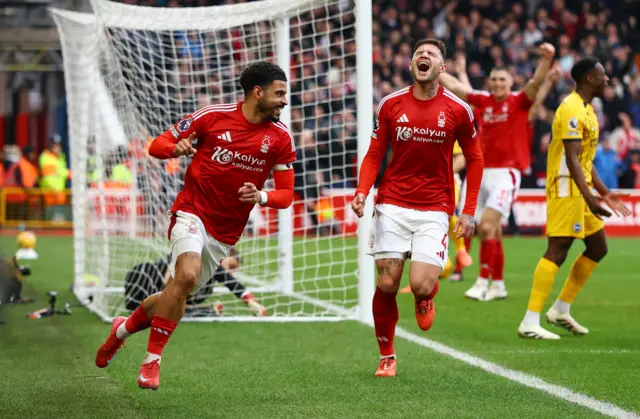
[108,0,640,195]
[2,0,640,229]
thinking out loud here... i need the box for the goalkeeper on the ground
[123,248,267,317]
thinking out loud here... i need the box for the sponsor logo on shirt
[395,126,447,143]
[211,146,266,172]
[170,127,179,139]
[483,107,509,123]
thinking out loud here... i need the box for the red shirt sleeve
[355,103,391,197]
[148,112,206,160]
[466,90,492,108]
[263,169,294,209]
[274,125,297,167]
[514,90,534,110]
[455,107,484,217]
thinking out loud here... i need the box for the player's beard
[258,98,280,122]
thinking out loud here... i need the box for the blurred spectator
[593,138,622,189]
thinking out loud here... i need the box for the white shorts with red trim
[167,210,232,296]
[367,204,450,269]
[459,168,521,221]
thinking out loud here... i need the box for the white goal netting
[51,0,374,322]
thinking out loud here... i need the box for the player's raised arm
[455,107,484,238]
[439,72,471,102]
[351,105,391,217]
[148,114,203,160]
[523,43,556,102]
[529,64,560,121]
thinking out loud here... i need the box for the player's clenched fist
[238,182,261,204]
[539,42,556,59]
[350,193,366,218]
[173,132,197,157]
[454,214,476,239]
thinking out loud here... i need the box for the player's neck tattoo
[414,81,439,100]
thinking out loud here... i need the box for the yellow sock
[527,258,559,312]
[449,215,466,251]
[557,255,598,304]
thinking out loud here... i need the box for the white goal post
[50,0,374,323]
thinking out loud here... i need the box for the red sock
[479,239,497,279]
[493,240,505,281]
[464,236,472,253]
[372,287,398,358]
[125,305,152,334]
[147,315,177,357]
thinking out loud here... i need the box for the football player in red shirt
[440,43,555,302]
[95,62,296,390]
[351,39,484,377]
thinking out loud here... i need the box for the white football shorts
[168,210,232,296]
[459,168,521,221]
[367,203,450,269]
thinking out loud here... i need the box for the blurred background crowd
[1,0,639,229]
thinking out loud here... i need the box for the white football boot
[464,280,488,301]
[517,322,561,340]
[482,282,508,301]
[546,308,589,335]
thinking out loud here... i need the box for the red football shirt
[152,102,296,245]
[356,86,483,216]
[466,90,533,170]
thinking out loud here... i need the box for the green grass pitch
[1,235,639,418]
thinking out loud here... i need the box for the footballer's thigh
[168,211,207,293]
[544,197,586,266]
[409,211,449,296]
[484,168,520,221]
[369,204,412,292]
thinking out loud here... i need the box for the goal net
[51,0,374,322]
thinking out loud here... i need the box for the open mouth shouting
[417,60,430,77]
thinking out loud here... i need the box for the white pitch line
[394,327,640,419]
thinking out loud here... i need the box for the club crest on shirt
[261,135,271,154]
[568,117,579,130]
[437,111,446,128]
[177,117,193,132]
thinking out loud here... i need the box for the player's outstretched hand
[350,193,366,218]
[587,197,612,219]
[539,42,556,60]
[454,214,476,239]
[173,132,197,157]
[600,192,632,217]
[238,182,261,205]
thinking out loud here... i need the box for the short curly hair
[240,61,287,96]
